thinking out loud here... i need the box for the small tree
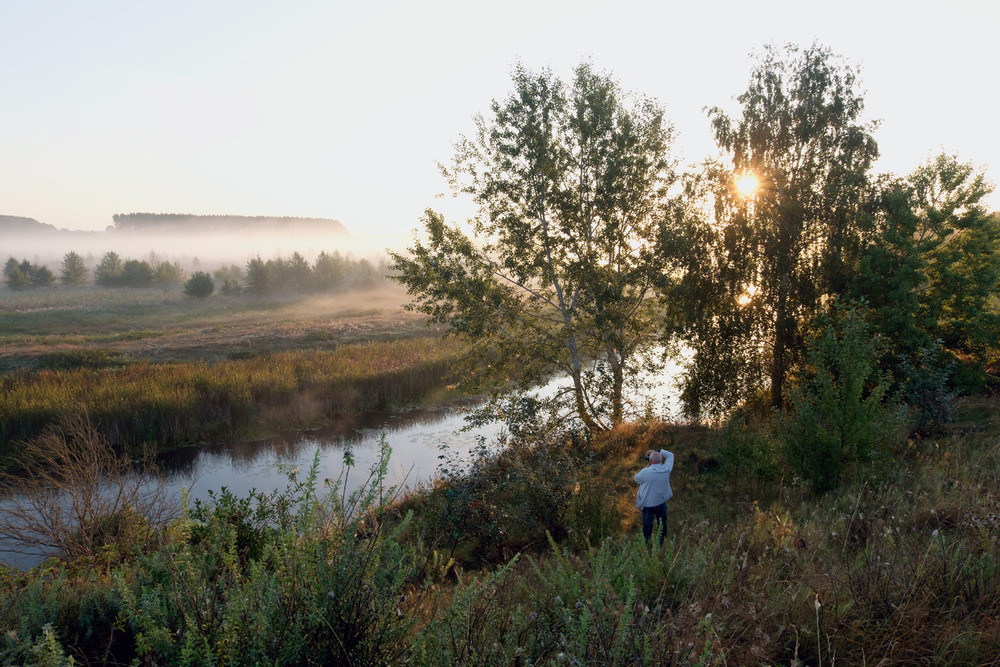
[313,250,345,291]
[31,265,54,287]
[3,257,52,289]
[245,256,269,298]
[213,264,244,296]
[781,301,899,493]
[154,260,184,286]
[288,251,313,293]
[183,271,215,299]
[95,251,124,286]
[121,259,154,287]
[59,251,90,285]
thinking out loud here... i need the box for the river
[1,357,684,570]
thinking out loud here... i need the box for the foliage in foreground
[3,400,1000,665]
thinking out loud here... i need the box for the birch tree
[390,63,680,431]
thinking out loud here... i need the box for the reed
[1,337,464,460]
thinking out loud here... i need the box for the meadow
[0,285,461,465]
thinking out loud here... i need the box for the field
[0,284,464,462]
[0,284,431,368]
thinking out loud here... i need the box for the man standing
[635,449,674,544]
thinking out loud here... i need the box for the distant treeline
[111,213,348,235]
[3,250,389,296]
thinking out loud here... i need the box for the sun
[735,172,760,198]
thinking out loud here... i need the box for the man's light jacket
[634,449,674,508]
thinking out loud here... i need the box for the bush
[4,257,30,290]
[421,432,585,563]
[120,260,154,287]
[153,260,183,285]
[0,413,175,562]
[780,301,902,493]
[183,271,214,298]
[115,448,424,666]
[4,258,53,290]
[714,412,780,492]
[899,340,956,436]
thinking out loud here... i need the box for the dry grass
[0,284,431,368]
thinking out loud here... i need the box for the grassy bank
[2,398,997,664]
[1,336,465,462]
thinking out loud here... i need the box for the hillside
[0,215,59,233]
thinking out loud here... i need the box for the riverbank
[1,336,466,468]
[1,397,997,664]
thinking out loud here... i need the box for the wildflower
[575,601,583,610]
[555,596,563,605]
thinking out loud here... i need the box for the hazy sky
[2,0,998,236]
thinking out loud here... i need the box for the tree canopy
[676,43,881,416]
[390,62,681,431]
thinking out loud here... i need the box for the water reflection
[157,403,502,508]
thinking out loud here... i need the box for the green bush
[183,271,215,299]
[780,301,901,493]
[425,432,583,562]
[899,340,956,436]
[115,448,424,666]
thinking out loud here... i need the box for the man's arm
[659,449,674,471]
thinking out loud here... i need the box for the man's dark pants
[641,502,668,544]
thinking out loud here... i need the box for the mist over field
[0,227,409,272]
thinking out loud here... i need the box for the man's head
[648,451,662,465]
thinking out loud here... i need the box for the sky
[2,0,998,239]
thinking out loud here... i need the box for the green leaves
[391,62,679,430]
[683,43,880,416]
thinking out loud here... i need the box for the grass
[0,284,461,465]
[1,337,466,462]
[0,284,431,369]
[2,399,998,664]
[2,284,997,664]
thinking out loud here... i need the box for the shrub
[153,260,183,285]
[115,448,425,666]
[899,340,956,436]
[0,413,176,562]
[4,257,31,289]
[120,260,154,287]
[183,271,214,298]
[423,432,583,562]
[3,258,53,290]
[714,412,781,492]
[780,301,901,493]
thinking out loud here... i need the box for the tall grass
[1,337,464,460]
